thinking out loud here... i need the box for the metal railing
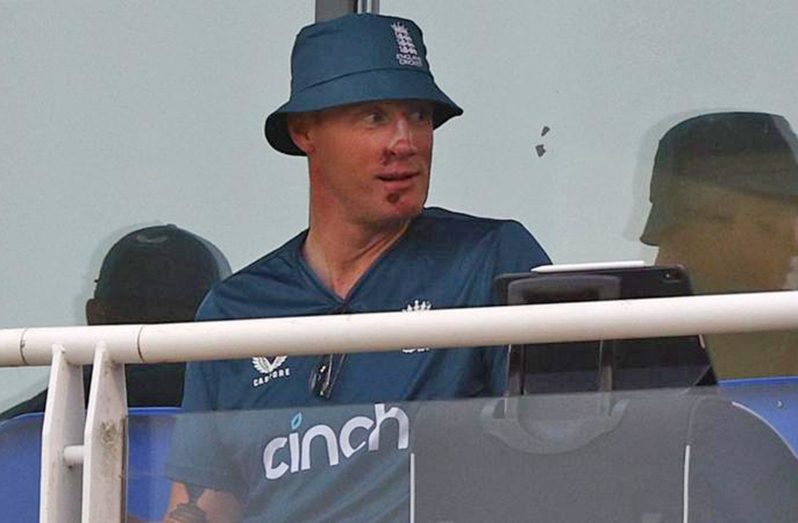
[2,290,798,522]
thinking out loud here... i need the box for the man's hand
[162,482,242,523]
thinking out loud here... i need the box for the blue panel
[127,407,179,521]
[0,414,41,523]
[720,377,798,454]
[0,407,179,523]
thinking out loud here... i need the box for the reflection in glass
[139,390,798,521]
[641,112,798,377]
[164,403,412,522]
[412,391,798,523]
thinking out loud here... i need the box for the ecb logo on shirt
[402,299,432,354]
[252,356,291,387]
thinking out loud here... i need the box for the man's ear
[287,113,314,155]
[85,298,106,325]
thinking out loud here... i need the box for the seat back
[0,407,178,522]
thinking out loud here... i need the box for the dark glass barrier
[153,382,797,522]
[0,380,796,522]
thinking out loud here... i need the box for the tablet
[495,264,717,394]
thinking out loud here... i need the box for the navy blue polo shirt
[165,207,550,520]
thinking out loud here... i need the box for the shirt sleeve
[163,293,245,495]
[494,220,551,277]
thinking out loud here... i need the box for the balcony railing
[1,290,798,522]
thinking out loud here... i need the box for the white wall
[382,0,798,260]
[1,1,315,407]
[2,1,797,408]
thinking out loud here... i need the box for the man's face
[656,188,798,292]
[292,99,434,228]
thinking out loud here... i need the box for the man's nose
[386,117,417,157]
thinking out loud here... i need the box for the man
[0,224,231,420]
[86,223,232,406]
[641,111,798,377]
[164,13,549,522]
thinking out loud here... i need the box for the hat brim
[265,68,463,156]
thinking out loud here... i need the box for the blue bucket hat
[265,13,463,156]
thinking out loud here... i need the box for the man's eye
[409,107,433,123]
[364,111,387,125]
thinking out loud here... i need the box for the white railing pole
[0,328,26,366]
[3,291,798,366]
[133,290,798,360]
[40,345,84,523]
[17,324,142,366]
[82,344,127,523]
[1,290,795,523]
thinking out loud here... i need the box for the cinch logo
[262,403,410,481]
